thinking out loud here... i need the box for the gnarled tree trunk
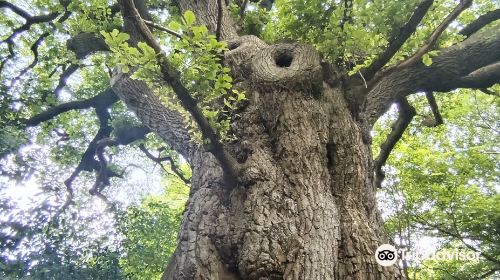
[161,35,400,279]
[104,1,500,279]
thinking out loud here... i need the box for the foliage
[375,90,500,279]
[101,10,246,143]
[267,0,498,70]
[118,178,189,280]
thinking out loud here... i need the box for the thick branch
[361,28,500,127]
[374,98,416,188]
[361,0,434,81]
[54,64,80,97]
[66,32,110,59]
[110,1,194,160]
[0,1,31,19]
[459,8,500,38]
[25,89,118,126]
[367,0,472,89]
[457,61,500,88]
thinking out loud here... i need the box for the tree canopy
[0,0,499,279]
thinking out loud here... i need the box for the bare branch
[122,0,240,184]
[0,38,15,74]
[374,98,416,188]
[12,32,50,81]
[361,28,500,128]
[1,11,59,44]
[457,61,500,89]
[362,0,434,81]
[138,143,191,184]
[143,20,182,39]
[0,1,32,19]
[460,8,500,38]
[90,138,122,195]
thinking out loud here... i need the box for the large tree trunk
[110,1,500,279]
[161,36,401,280]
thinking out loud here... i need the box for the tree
[376,92,499,279]
[0,0,499,279]
[118,177,189,280]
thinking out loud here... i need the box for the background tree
[1,0,499,279]
[376,91,499,279]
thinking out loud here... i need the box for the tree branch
[25,88,118,126]
[424,91,443,127]
[12,32,50,81]
[216,0,223,41]
[143,20,182,39]
[0,1,31,19]
[361,0,434,81]
[138,143,191,184]
[457,61,500,89]
[374,98,416,188]
[361,28,500,128]
[54,64,79,97]
[459,8,500,38]
[367,0,472,89]
[121,0,240,184]
[396,0,472,69]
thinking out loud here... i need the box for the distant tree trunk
[161,36,401,279]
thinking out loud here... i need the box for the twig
[143,20,182,39]
[138,143,191,184]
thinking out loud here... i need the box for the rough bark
[101,1,500,279]
[161,36,400,279]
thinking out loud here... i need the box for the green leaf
[183,10,196,26]
[422,53,433,66]
[168,21,182,31]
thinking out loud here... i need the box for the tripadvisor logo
[375,244,398,266]
[375,244,481,267]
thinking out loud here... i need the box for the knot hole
[275,52,293,68]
